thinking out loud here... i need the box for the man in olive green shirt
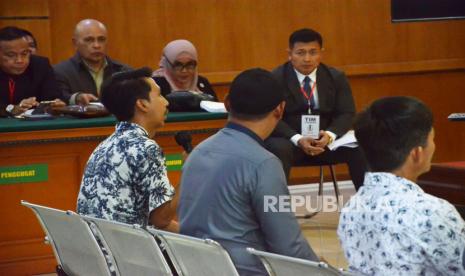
[54,19,131,105]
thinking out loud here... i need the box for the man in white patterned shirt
[77,67,179,232]
[338,96,465,275]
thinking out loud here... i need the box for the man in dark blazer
[54,19,131,105]
[266,28,367,190]
[0,26,64,117]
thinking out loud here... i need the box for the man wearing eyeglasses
[266,28,367,191]
[0,26,64,117]
[54,19,131,105]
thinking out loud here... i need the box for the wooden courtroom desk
[0,113,227,275]
[417,162,465,218]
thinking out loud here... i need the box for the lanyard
[300,80,316,101]
[8,78,15,104]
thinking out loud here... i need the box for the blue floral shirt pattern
[77,121,175,226]
[338,172,465,275]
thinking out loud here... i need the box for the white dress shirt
[290,68,336,146]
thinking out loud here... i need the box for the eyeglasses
[164,55,197,72]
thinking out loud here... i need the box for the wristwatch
[325,131,334,145]
[6,104,14,114]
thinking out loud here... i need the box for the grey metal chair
[148,228,239,276]
[247,247,353,276]
[82,215,173,276]
[21,200,114,276]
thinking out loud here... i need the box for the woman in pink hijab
[153,39,217,100]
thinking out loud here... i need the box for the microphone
[175,131,193,153]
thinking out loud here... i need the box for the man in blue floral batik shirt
[77,67,178,232]
[338,96,465,275]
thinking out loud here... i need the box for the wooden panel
[0,0,52,59]
[0,143,93,275]
[418,163,465,206]
[46,0,465,74]
[213,70,465,184]
[1,0,465,273]
[214,69,465,163]
[0,0,49,17]
[0,119,226,275]
[0,20,52,58]
[350,70,465,163]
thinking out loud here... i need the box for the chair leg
[329,165,341,206]
[318,166,324,197]
[297,166,326,219]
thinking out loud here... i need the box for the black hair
[20,28,37,49]
[0,26,28,42]
[100,67,153,121]
[353,96,433,172]
[289,28,323,49]
[227,68,284,120]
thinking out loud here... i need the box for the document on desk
[328,130,358,151]
[200,101,227,113]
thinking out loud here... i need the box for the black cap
[228,68,285,115]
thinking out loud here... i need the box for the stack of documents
[200,101,227,113]
[328,130,358,151]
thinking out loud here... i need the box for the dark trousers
[265,137,368,191]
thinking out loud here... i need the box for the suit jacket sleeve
[198,75,218,101]
[53,63,74,103]
[37,57,63,102]
[325,69,355,137]
[271,66,301,139]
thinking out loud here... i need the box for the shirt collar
[82,58,108,74]
[116,121,149,137]
[364,172,423,193]
[225,122,265,147]
[294,67,317,85]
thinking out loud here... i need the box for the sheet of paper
[328,130,358,151]
[200,101,227,113]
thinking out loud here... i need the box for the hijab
[153,39,200,92]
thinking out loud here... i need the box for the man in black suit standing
[266,28,367,190]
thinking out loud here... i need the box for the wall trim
[203,58,465,84]
[0,16,49,20]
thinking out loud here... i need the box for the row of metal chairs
[22,200,350,276]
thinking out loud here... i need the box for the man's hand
[11,97,39,115]
[298,136,325,156]
[313,130,330,148]
[76,93,98,105]
[50,98,66,108]
[19,97,39,109]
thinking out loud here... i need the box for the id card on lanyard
[300,79,319,138]
[301,115,320,139]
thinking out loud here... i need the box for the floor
[300,211,349,269]
[291,180,356,270]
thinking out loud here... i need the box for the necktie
[303,76,315,109]
[8,78,15,104]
